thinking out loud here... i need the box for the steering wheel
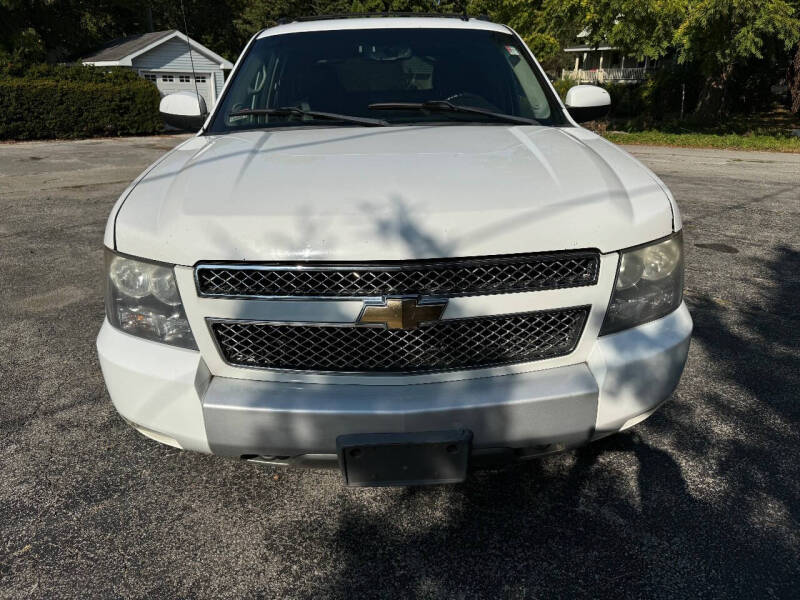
[444,92,502,112]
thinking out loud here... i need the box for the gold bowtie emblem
[357,297,448,330]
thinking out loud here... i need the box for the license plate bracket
[337,430,473,487]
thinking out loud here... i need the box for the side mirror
[565,85,611,123]
[159,92,208,131]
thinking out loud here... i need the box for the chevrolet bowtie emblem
[357,297,448,330]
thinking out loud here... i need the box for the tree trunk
[695,62,734,119]
[788,44,800,115]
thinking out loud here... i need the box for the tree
[3,0,799,118]
[790,44,800,113]
[471,0,561,61]
[541,0,684,62]
[0,1,157,63]
[0,1,250,64]
[234,0,467,43]
[674,0,800,116]
[540,0,800,117]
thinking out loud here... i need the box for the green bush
[0,69,162,140]
[552,65,702,127]
[554,78,648,122]
[0,61,143,83]
[551,77,574,101]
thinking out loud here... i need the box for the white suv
[97,16,691,486]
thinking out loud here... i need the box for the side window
[195,75,207,83]
[179,75,191,83]
[505,48,551,120]
[162,74,174,82]
[222,50,279,126]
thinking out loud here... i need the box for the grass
[597,106,800,153]
[602,130,800,153]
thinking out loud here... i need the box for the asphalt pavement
[0,135,798,599]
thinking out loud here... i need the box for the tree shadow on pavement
[280,247,800,599]
[287,427,796,599]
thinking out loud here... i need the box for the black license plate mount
[337,430,473,487]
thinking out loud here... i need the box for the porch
[562,45,652,83]
[561,66,648,83]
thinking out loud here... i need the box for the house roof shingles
[82,30,176,62]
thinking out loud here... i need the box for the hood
[113,125,675,264]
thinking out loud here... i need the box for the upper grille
[210,307,589,373]
[196,252,599,298]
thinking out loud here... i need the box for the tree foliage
[471,1,562,61]
[532,0,800,116]
[0,1,471,63]
[1,0,798,116]
[674,0,800,113]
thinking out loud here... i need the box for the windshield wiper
[228,107,388,127]
[368,100,539,125]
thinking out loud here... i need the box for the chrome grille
[210,307,589,373]
[196,252,599,298]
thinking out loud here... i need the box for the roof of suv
[257,16,511,39]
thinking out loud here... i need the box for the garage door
[142,72,215,110]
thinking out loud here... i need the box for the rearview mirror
[565,85,611,123]
[159,92,208,131]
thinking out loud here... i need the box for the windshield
[208,28,566,133]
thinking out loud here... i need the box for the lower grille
[210,307,589,373]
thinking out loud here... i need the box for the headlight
[105,249,197,349]
[600,232,684,335]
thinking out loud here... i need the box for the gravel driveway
[1,136,798,598]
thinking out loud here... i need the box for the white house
[82,30,234,109]
[561,29,655,84]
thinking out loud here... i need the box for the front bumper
[96,303,692,459]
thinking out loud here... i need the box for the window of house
[162,74,174,82]
[195,75,206,83]
[179,75,191,83]
[143,73,157,82]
